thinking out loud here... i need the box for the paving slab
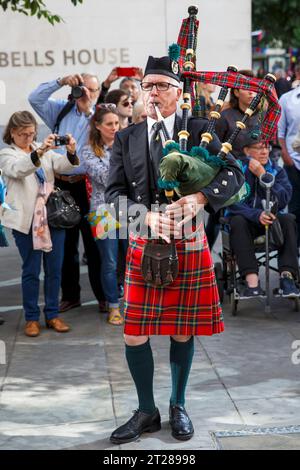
[1,240,300,449]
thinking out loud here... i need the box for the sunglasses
[96,103,117,111]
[120,100,132,107]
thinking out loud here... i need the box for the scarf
[32,167,53,252]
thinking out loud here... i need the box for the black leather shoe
[0,316,4,325]
[59,300,81,313]
[110,408,161,444]
[169,404,194,441]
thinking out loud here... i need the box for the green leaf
[0,0,84,24]
[253,0,300,48]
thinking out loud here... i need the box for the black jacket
[227,159,292,224]
[105,115,244,223]
[215,107,260,159]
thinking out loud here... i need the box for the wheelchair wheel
[214,262,224,303]
[230,293,238,316]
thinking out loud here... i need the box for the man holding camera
[29,73,106,312]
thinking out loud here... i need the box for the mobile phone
[116,67,138,77]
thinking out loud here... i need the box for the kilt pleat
[123,226,224,336]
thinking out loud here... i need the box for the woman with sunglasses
[104,89,133,129]
[82,104,125,326]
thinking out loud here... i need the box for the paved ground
[0,231,300,450]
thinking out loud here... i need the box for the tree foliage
[253,0,300,48]
[0,0,83,24]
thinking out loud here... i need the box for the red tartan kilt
[123,227,224,336]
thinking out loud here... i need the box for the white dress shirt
[147,112,176,148]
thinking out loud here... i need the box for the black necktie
[149,121,163,178]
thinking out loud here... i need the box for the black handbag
[141,240,179,287]
[46,188,81,229]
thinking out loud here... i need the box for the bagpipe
[157,5,281,207]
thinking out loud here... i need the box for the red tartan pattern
[177,17,199,70]
[177,16,280,143]
[123,227,224,336]
[182,71,280,144]
[177,17,199,109]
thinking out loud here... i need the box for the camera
[55,135,70,146]
[71,84,85,99]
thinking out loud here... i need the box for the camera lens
[71,85,84,99]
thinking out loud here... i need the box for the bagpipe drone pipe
[157,6,280,207]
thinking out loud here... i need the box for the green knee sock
[170,336,194,406]
[125,340,156,415]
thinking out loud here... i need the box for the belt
[55,173,86,184]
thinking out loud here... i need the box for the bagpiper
[105,6,280,444]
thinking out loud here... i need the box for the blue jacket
[226,159,292,225]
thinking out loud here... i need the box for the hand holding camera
[59,74,86,100]
[36,133,58,156]
[37,134,76,157]
[59,74,84,88]
[54,135,70,146]
[54,133,76,155]
[65,134,76,155]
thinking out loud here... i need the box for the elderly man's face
[141,74,182,119]
[77,76,100,110]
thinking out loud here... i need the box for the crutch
[259,172,275,313]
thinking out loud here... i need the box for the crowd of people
[1,63,300,330]
[0,67,145,330]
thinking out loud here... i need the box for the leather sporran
[141,241,179,287]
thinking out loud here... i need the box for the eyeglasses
[120,100,133,107]
[249,144,271,152]
[17,132,35,139]
[96,103,117,111]
[86,87,100,93]
[140,82,179,92]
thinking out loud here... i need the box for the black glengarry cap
[144,56,181,82]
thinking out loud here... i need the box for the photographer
[98,68,143,105]
[0,111,79,337]
[28,73,106,313]
[119,77,142,104]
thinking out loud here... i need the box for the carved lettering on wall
[0,49,130,67]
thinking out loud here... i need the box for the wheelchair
[214,215,300,315]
